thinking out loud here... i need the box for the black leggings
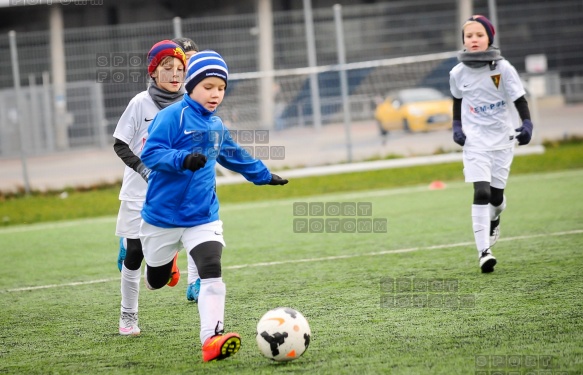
[473,181,504,206]
[145,240,223,289]
[189,241,223,279]
[123,238,144,271]
[145,260,175,289]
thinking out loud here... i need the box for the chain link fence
[0,0,581,157]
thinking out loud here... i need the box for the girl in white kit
[449,15,534,273]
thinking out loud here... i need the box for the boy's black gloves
[268,174,288,185]
[452,120,466,146]
[515,119,533,146]
[183,153,207,172]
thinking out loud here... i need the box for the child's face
[463,22,489,52]
[185,50,197,61]
[152,57,185,93]
[189,77,226,112]
[184,51,197,71]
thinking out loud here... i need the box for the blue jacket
[141,94,272,228]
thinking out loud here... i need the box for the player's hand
[268,174,288,185]
[515,119,533,146]
[136,163,151,182]
[452,120,466,146]
[183,153,207,172]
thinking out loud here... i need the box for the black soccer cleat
[479,249,497,273]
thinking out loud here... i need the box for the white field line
[2,229,582,294]
[0,216,116,235]
[214,145,545,185]
[0,185,447,235]
[2,168,582,236]
[0,184,437,235]
[4,278,118,292]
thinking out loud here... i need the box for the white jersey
[113,91,159,202]
[449,59,525,151]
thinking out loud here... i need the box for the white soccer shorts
[139,220,226,267]
[115,200,143,238]
[462,148,514,189]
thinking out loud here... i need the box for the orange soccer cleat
[202,332,241,362]
[167,253,180,287]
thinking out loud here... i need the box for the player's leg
[166,251,181,287]
[182,221,240,362]
[472,181,496,271]
[191,240,224,343]
[117,237,126,272]
[489,187,505,246]
[139,221,183,290]
[143,258,176,289]
[190,241,240,362]
[119,238,143,335]
[186,252,201,302]
[489,148,513,247]
[463,150,496,273]
[116,201,144,335]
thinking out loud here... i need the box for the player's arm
[141,112,191,173]
[514,96,531,121]
[502,62,533,145]
[453,97,462,120]
[449,71,465,146]
[451,97,466,146]
[113,138,151,181]
[513,96,533,145]
[112,98,150,181]
[216,132,287,185]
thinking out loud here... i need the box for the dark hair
[172,37,199,53]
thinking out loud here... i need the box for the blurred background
[0,0,581,191]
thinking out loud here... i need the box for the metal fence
[0,0,581,157]
[0,80,106,156]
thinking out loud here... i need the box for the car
[374,87,453,134]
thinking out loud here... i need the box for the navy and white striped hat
[184,50,228,93]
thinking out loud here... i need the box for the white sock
[489,195,506,221]
[472,204,490,254]
[198,278,226,344]
[187,251,200,285]
[120,265,141,313]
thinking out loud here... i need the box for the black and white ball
[256,307,311,361]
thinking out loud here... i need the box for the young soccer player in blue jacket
[139,50,288,362]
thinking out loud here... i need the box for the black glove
[183,153,207,172]
[268,174,288,186]
[452,120,466,147]
[136,162,151,182]
[515,119,533,146]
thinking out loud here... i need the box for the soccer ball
[256,307,311,362]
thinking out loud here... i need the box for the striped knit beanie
[184,50,228,93]
[147,40,187,76]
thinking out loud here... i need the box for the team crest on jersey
[491,74,501,89]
